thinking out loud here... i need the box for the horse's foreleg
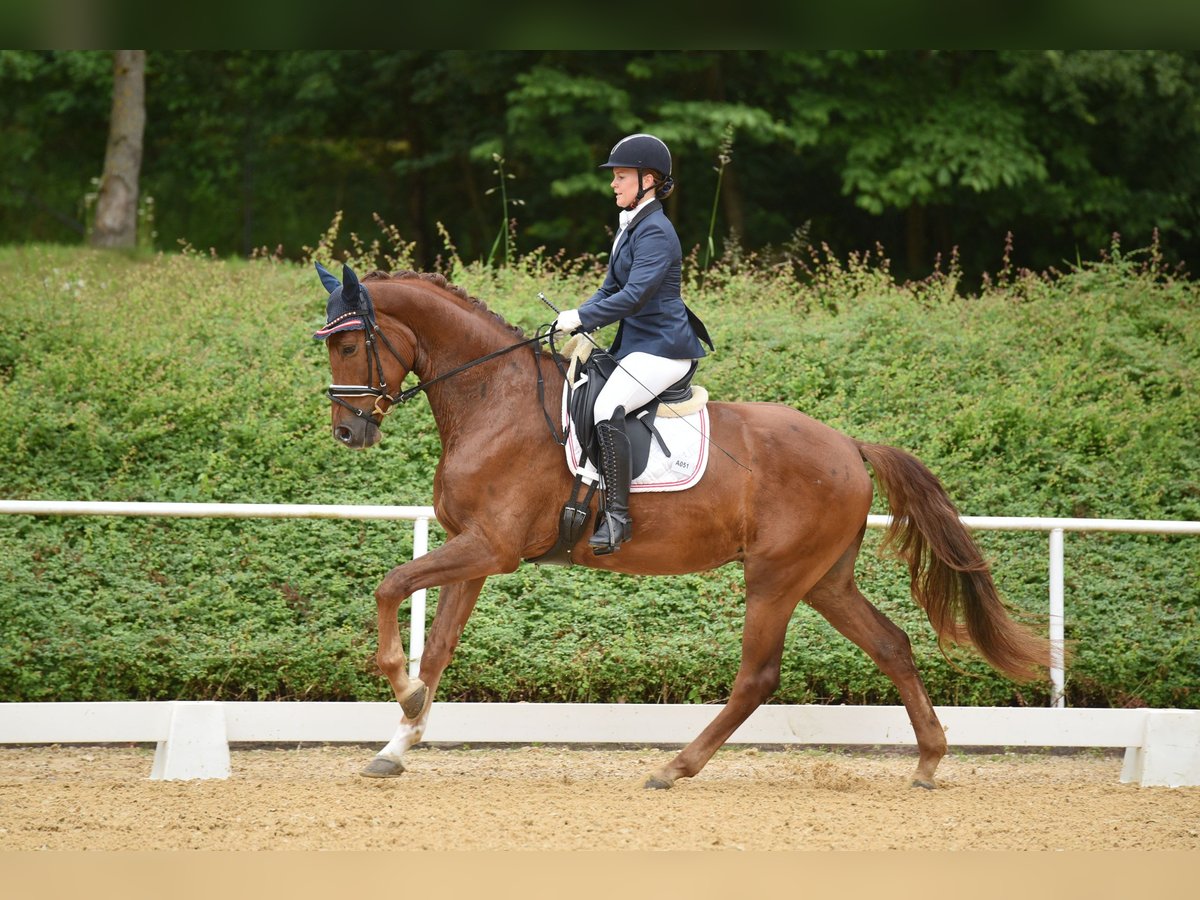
[806,563,947,788]
[375,598,428,719]
[362,533,514,778]
[364,577,486,777]
[646,592,798,790]
[363,583,427,777]
[372,532,505,705]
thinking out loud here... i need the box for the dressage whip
[537,292,751,473]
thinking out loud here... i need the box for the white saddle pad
[561,374,711,493]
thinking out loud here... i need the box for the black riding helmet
[599,133,674,208]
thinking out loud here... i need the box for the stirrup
[589,510,632,555]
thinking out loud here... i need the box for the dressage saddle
[526,350,697,567]
[567,349,697,480]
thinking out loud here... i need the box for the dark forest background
[4,50,1199,283]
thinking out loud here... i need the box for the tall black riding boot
[589,409,633,554]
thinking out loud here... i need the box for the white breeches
[593,352,693,422]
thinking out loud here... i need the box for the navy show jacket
[577,200,712,360]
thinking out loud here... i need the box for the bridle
[326,285,564,440]
[324,290,419,423]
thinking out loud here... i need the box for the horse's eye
[340,344,357,357]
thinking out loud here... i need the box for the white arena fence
[0,500,1197,786]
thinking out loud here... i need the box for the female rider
[553,133,712,555]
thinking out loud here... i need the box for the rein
[328,291,564,443]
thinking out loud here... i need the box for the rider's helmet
[598,133,675,206]
[599,133,672,177]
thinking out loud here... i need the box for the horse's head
[313,262,412,449]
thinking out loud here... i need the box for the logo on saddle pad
[559,336,711,493]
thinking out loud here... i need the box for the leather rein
[327,292,567,443]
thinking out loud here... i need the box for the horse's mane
[363,270,527,341]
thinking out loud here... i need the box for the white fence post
[149,701,230,780]
[1049,527,1066,708]
[408,516,430,678]
[1120,710,1200,788]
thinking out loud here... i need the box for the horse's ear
[342,264,362,307]
[315,261,341,294]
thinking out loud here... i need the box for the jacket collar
[624,198,660,232]
[613,199,661,255]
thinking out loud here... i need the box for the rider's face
[610,167,649,209]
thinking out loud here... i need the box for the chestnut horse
[316,265,1050,789]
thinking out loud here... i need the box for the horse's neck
[378,282,505,376]
[380,282,555,438]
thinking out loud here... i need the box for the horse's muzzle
[333,415,382,449]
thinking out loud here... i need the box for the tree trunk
[905,203,927,275]
[90,50,146,249]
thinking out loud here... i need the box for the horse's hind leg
[805,538,947,788]
[645,572,803,790]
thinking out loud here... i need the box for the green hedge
[0,240,1196,708]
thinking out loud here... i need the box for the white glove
[553,308,582,336]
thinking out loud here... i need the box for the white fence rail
[1,501,1198,785]
[3,500,1198,706]
[0,499,438,678]
[2,700,1198,787]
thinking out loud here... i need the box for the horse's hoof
[398,680,428,720]
[643,775,673,790]
[911,777,937,790]
[360,756,406,778]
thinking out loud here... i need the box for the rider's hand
[553,308,582,337]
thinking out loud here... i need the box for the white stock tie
[612,208,635,254]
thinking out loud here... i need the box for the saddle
[527,336,706,567]
[566,348,696,480]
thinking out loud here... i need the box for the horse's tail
[856,441,1052,682]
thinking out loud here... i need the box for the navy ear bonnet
[313,262,371,340]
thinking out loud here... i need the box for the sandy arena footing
[1,744,1198,851]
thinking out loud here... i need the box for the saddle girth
[525,473,598,567]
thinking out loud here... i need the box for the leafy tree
[999,50,1200,262]
[0,50,111,240]
[794,51,1200,276]
[2,51,1198,281]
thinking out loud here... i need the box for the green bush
[0,239,1196,708]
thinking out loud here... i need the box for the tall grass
[0,230,1195,708]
